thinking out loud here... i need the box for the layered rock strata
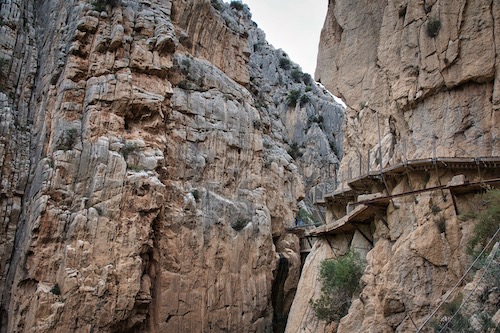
[0,0,343,332]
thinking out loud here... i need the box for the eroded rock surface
[0,0,343,332]
[316,0,499,174]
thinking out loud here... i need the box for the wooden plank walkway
[313,156,500,205]
[303,156,500,238]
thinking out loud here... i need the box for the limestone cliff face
[316,0,499,170]
[0,0,343,332]
[286,1,499,332]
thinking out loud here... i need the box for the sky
[223,0,329,76]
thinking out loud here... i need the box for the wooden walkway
[313,156,500,205]
[303,156,500,238]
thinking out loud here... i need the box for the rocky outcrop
[287,0,500,332]
[0,0,343,332]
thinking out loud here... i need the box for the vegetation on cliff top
[229,0,244,11]
[92,0,119,12]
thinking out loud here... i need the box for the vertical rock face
[0,0,38,324]
[316,0,499,172]
[0,0,343,332]
[288,0,500,332]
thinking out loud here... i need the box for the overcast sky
[223,0,329,76]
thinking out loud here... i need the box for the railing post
[359,153,362,178]
[348,159,352,180]
[341,171,344,194]
[432,133,437,160]
[367,150,370,175]
[334,166,337,189]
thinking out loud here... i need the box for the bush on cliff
[56,128,78,151]
[291,69,303,82]
[92,0,119,12]
[286,89,301,107]
[464,189,500,259]
[287,141,302,160]
[0,57,9,81]
[427,17,442,38]
[310,250,364,323]
[279,57,291,70]
[229,1,244,11]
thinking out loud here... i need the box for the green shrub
[177,80,197,90]
[431,204,441,214]
[231,218,248,231]
[305,86,312,92]
[120,142,140,160]
[286,89,301,107]
[299,94,310,107]
[302,73,313,85]
[427,17,442,38]
[279,57,291,70]
[297,208,311,221]
[57,128,78,151]
[211,0,223,10]
[0,57,9,80]
[432,293,500,332]
[484,251,500,290]
[287,142,302,160]
[319,251,364,294]
[310,251,364,323]
[50,284,61,295]
[477,313,500,333]
[310,289,351,323]
[191,189,200,201]
[296,208,319,225]
[436,215,446,233]
[291,69,303,82]
[126,164,143,172]
[229,0,244,11]
[92,0,119,12]
[309,114,324,128]
[464,190,500,257]
[431,294,474,333]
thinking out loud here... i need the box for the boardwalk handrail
[312,156,500,205]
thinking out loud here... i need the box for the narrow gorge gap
[271,253,289,333]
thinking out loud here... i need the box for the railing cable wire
[416,226,500,332]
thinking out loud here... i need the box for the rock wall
[0,0,343,332]
[0,0,38,324]
[316,0,499,176]
[287,0,500,332]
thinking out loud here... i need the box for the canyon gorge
[0,0,498,332]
